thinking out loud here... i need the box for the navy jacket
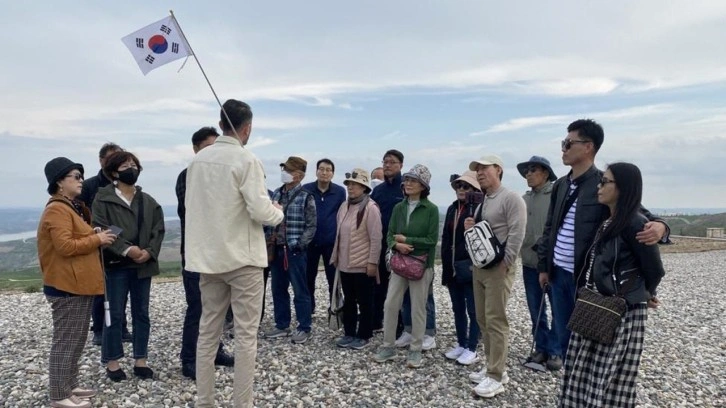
[370,172,404,238]
[303,181,346,246]
[79,169,113,208]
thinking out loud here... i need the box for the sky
[1,1,725,210]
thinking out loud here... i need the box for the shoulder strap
[133,191,145,246]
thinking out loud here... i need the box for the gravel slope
[0,250,724,407]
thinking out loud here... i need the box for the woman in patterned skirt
[560,162,665,407]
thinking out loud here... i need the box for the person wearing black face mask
[91,151,165,382]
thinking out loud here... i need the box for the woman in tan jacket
[37,157,116,408]
[330,168,382,350]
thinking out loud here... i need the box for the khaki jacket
[521,182,552,268]
[36,195,104,295]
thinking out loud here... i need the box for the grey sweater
[475,185,527,267]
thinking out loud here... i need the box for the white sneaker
[456,349,480,365]
[422,335,436,351]
[469,369,508,384]
[445,346,465,360]
[395,332,413,348]
[473,376,505,398]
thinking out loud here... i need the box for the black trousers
[306,243,336,313]
[340,271,375,340]
[180,269,225,364]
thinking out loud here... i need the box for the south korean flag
[122,16,191,75]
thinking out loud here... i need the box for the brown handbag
[567,286,627,345]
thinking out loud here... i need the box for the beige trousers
[197,266,263,408]
[473,263,515,382]
[382,267,434,352]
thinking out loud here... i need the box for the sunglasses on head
[345,172,359,179]
[561,139,591,150]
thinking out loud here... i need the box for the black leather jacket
[591,214,665,305]
[537,165,668,288]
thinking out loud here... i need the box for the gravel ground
[0,250,724,407]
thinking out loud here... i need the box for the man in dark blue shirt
[303,158,346,314]
[370,150,405,331]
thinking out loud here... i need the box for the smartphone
[108,225,123,236]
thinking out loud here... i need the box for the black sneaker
[546,355,563,371]
[121,331,132,343]
[181,363,196,380]
[106,368,127,382]
[214,352,235,367]
[92,332,102,346]
[133,366,154,379]
[530,351,547,364]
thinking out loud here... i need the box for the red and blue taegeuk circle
[148,35,168,54]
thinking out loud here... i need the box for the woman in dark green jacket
[373,164,439,369]
[91,151,165,382]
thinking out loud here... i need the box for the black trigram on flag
[172,42,179,53]
[145,55,155,64]
[135,38,144,48]
[160,24,171,35]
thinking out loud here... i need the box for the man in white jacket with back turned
[185,99,283,407]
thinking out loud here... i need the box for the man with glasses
[537,119,669,363]
[516,156,561,370]
[370,150,405,332]
[303,159,346,315]
[79,142,132,347]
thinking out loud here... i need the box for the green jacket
[521,181,552,268]
[92,185,165,279]
[387,198,440,269]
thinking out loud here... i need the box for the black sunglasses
[453,182,472,190]
[64,173,84,181]
[345,172,359,179]
[561,139,591,150]
[525,165,542,174]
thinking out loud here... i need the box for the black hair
[99,142,122,159]
[600,162,642,242]
[103,151,143,175]
[383,149,404,164]
[192,126,219,146]
[567,119,604,153]
[316,158,335,173]
[220,99,253,133]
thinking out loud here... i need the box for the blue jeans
[448,260,479,351]
[402,280,436,336]
[102,267,151,363]
[549,265,577,358]
[270,246,312,332]
[523,266,560,357]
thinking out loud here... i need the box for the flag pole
[169,10,239,139]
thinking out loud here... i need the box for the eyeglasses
[598,177,615,186]
[525,165,541,174]
[453,182,472,190]
[64,173,84,181]
[345,172,359,179]
[561,139,591,150]
[382,160,400,166]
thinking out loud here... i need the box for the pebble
[0,250,724,407]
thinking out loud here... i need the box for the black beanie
[44,157,84,195]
